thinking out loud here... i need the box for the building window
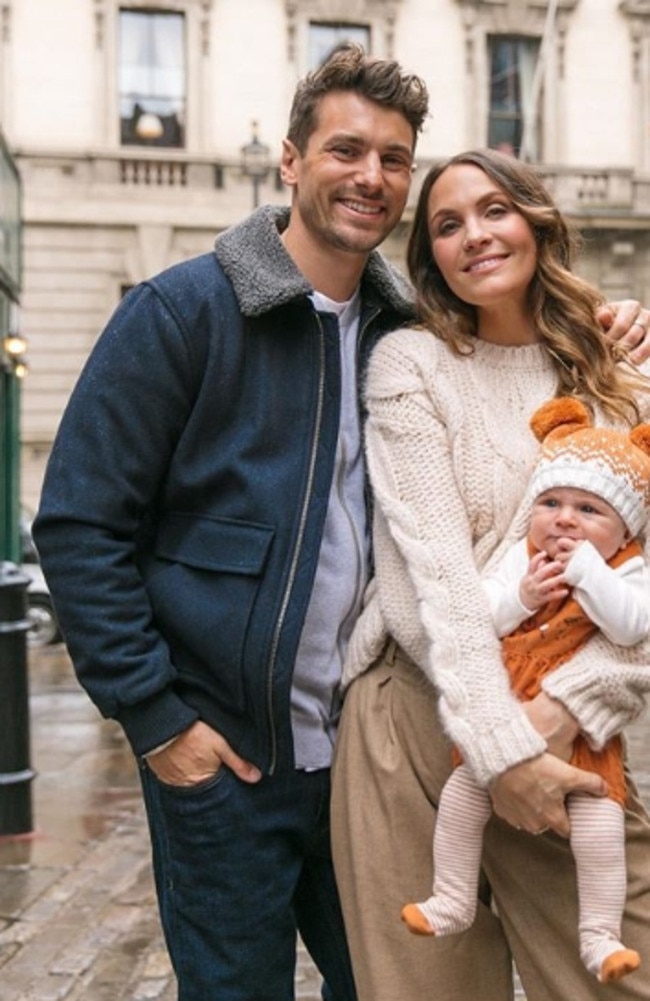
[308,22,370,68]
[487,36,540,158]
[119,8,186,147]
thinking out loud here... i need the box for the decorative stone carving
[620,0,650,82]
[455,0,578,38]
[94,0,213,55]
[1,2,11,45]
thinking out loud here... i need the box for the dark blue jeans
[140,762,357,1001]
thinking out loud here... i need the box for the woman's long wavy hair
[407,148,647,423]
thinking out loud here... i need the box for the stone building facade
[1,0,649,505]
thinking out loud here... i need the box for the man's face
[281,90,415,260]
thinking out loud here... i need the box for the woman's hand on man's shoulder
[597,300,650,365]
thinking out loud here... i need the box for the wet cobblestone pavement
[0,646,324,1001]
[1,644,650,1000]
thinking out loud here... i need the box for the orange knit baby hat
[528,397,650,537]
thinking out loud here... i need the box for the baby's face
[530,486,630,561]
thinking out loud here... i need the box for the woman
[331,149,650,1001]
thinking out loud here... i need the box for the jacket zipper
[265,315,327,774]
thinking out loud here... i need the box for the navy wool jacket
[33,205,417,773]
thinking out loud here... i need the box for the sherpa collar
[213,204,416,320]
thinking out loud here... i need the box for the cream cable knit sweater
[342,328,650,787]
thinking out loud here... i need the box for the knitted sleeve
[563,544,650,646]
[542,634,650,748]
[364,330,546,786]
[483,538,536,638]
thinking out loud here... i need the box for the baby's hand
[554,537,583,568]
[519,551,569,610]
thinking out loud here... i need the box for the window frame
[487,34,541,159]
[94,0,213,153]
[620,0,650,171]
[285,0,404,70]
[118,7,187,149]
[454,0,578,163]
[307,21,371,68]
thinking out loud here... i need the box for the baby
[401,396,650,984]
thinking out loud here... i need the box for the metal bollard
[0,561,35,835]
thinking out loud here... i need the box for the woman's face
[426,163,538,313]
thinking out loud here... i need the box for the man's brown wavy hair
[287,43,429,154]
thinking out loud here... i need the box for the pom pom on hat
[529,397,650,537]
[630,423,650,457]
[530,397,590,443]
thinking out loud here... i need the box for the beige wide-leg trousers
[331,643,650,1001]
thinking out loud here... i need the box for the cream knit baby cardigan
[342,327,650,787]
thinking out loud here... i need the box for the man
[34,45,426,1001]
[33,44,650,1001]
